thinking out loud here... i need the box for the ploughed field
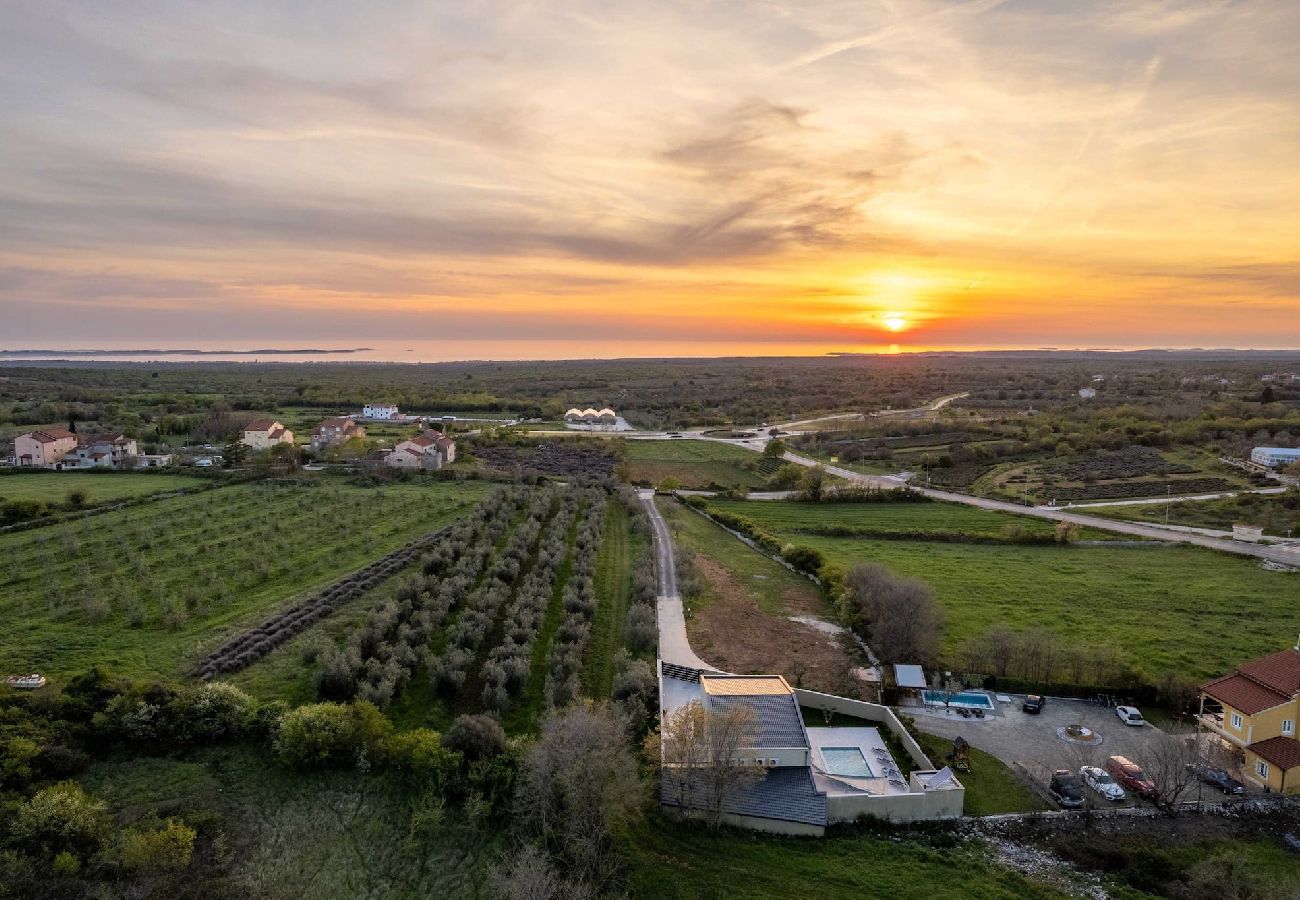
[0,479,489,683]
[700,498,1296,682]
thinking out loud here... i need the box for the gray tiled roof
[661,767,828,827]
[709,694,809,749]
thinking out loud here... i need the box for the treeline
[0,666,654,897]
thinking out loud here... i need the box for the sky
[2,0,1299,357]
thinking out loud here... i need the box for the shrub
[390,729,463,788]
[118,818,197,872]
[273,701,393,769]
[51,850,80,877]
[11,782,108,854]
[442,714,507,762]
[780,543,825,577]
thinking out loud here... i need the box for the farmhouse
[69,433,138,469]
[385,430,456,470]
[1201,644,1300,793]
[241,419,295,450]
[1250,447,1300,469]
[134,453,174,469]
[13,428,79,468]
[363,403,401,420]
[658,665,963,834]
[310,417,365,451]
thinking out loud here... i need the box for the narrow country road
[639,489,719,671]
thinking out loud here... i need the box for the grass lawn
[583,499,646,698]
[0,471,207,505]
[79,746,501,898]
[0,479,490,684]
[624,440,767,489]
[625,816,1064,899]
[913,732,1048,816]
[714,502,1297,682]
[704,498,1103,541]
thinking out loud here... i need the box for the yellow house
[241,419,295,450]
[1201,646,1300,793]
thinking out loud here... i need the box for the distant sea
[1,341,1295,363]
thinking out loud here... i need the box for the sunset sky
[2,1,1298,356]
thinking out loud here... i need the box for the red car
[1106,755,1156,800]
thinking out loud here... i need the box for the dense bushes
[442,713,508,762]
[93,681,256,748]
[840,562,944,666]
[273,701,394,769]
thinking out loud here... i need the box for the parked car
[1022,694,1046,714]
[1080,765,1126,802]
[1106,755,1156,799]
[1187,762,1245,795]
[1049,770,1086,808]
[1115,705,1146,726]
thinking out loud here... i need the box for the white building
[564,407,618,425]
[363,404,401,420]
[1078,387,1097,400]
[1251,447,1300,469]
[70,434,138,469]
[135,454,174,468]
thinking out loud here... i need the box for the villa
[14,428,79,468]
[1201,644,1300,794]
[310,417,366,452]
[385,429,456,470]
[69,433,138,469]
[658,664,963,834]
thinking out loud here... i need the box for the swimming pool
[922,690,994,710]
[821,747,875,778]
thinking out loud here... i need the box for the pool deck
[805,726,910,796]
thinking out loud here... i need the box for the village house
[1201,643,1300,793]
[310,417,365,452]
[134,453,174,468]
[69,433,139,469]
[14,428,79,468]
[241,419,295,450]
[362,403,401,420]
[384,429,456,470]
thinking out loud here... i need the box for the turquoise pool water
[923,690,994,710]
[821,747,875,777]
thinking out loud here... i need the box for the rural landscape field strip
[721,501,1296,681]
[0,479,488,681]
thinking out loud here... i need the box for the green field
[583,499,646,698]
[79,747,501,899]
[0,471,207,505]
[626,816,1063,899]
[624,440,768,489]
[660,499,822,616]
[0,478,489,683]
[704,498,1102,542]
[707,500,1297,681]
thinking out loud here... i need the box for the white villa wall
[794,689,931,770]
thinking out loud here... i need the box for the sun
[883,314,909,332]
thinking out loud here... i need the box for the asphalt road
[639,488,678,599]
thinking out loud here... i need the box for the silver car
[1080,765,1126,802]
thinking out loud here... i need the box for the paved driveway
[911,695,1176,791]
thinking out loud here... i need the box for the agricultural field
[1091,488,1300,537]
[657,499,869,697]
[623,439,770,489]
[582,497,650,699]
[988,446,1254,503]
[261,483,626,734]
[0,471,207,505]
[702,497,1114,542]
[708,500,1297,682]
[471,439,618,478]
[0,478,490,683]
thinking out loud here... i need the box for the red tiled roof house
[1202,646,1300,793]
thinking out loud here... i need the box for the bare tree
[1142,727,1202,815]
[491,844,592,900]
[653,700,763,829]
[843,563,944,665]
[514,705,641,893]
[985,625,1016,677]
